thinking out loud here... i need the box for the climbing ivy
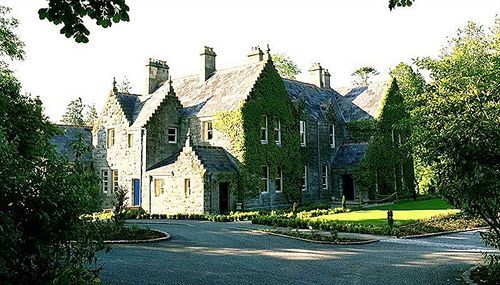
[346,120,375,143]
[354,79,415,198]
[213,60,302,204]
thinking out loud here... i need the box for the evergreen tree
[61,97,85,126]
[351,66,379,86]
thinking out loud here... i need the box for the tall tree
[61,97,85,126]
[272,53,301,80]
[413,18,500,251]
[352,66,379,86]
[116,76,132,93]
[38,0,130,43]
[0,5,24,61]
[84,103,98,127]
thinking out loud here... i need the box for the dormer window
[274,119,281,145]
[203,121,213,141]
[299,121,306,146]
[261,115,268,144]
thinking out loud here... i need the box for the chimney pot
[247,46,264,63]
[145,58,169,94]
[308,63,324,88]
[200,46,217,83]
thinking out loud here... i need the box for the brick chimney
[247,46,264,63]
[145,58,169,94]
[200,46,216,82]
[323,69,331,88]
[308,63,324,88]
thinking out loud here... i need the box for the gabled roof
[130,61,268,128]
[283,79,345,121]
[331,143,368,168]
[51,125,92,161]
[114,93,141,124]
[146,145,237,173]
[335,82,388,122]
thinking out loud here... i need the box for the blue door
[133,179,141,206]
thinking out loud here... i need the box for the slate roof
[331,143,368,168]
[130,61,267,128]
[335,82,388,122]
[51,125,93,161]
[146,145,237,173]
[284,79,345,121]
[115,93,141,124]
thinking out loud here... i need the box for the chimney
[200,46,216,82]
[323,69,331,88]
[247,46,264,63]
[145,58,169,94]
[308,63,324,88]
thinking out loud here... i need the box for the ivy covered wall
[214,61,302,206]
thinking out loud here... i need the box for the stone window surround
[274,119,281,145]
[184,178,191,198]
[202,120,214,141]
[275,166,283,192]
[322,165,328,190]
[301,165,308,191]
[107,128,115,148]
[167,127,178,144]
[112,169,119,193]
[127,133,133,148]
[154,178,165,197]
[101,168,109,194]
[261,165,269,192]
[261,115,268,144]
[299,120,306,147]
[329,124,335,148]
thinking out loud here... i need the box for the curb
[249,229,379,245]
[462,266,479,285]
[104,229,171,244]
[400,227,488,239]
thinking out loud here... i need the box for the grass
[312,198,460,226]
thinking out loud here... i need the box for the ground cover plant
[262,229,365,243]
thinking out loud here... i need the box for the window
[322,165,328,190]
[275,166,283,192]
[274,119,281,145]
[154,178,164,197]
[329,124,335,148]
[128,133,133,148]
[299,121,306,146]
[112,170,119,193]
[184,179,191,198]
[101,169,109,194]
[301,166,308,191]
[167,127,177,143]
[107,128,115,148]
[203,121,213,141]
[261,165,269,192]
[261,115,268,144]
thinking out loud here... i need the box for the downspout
[317,121,321,200]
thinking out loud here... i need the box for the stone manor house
[75,46,402,214]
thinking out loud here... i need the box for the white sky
[7,0,500,122]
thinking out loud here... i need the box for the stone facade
[91,46,397,214]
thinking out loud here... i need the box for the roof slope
[115,93,141,124]
[283,79,344,121]
[51,125,92,161]
[331,143,368,168]
[131,61,267,128]
[336,82,388,122]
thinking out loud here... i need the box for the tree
[413,18,500,252]
[61,97,85,126]
[351,66,379,86]
[85,104,98,127]
[0,6,24,61]
[38,0,130,43]
[272,53,301,80]
[1,6,104,284]
[389,0,415,10]
[116,76,132,93]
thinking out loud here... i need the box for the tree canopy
[38,0,130,43]
[389,0,415,10]
[272,53,301,80]
[352,66,379,86]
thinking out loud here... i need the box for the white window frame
[184,178,191,198]
[330,124,335,148]
[261,165,269,192]
[101,169,109,194]
[322,165,328,190]
[107,128,115,148]
[275,166,283,192]
[203,121,214,141]
[274,119,281,145]
[301,166,308,191]
[167,127,177,144]
[112,169,119,193]
[154,178,165,197]
[261,115,268,144]
[300,120,306,146]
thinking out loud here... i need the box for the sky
[7,0,500,122]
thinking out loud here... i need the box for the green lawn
[313,199,460,226]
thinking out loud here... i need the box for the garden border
[104,229,171,244]
[400,227,488,239]
[247,229,379,245]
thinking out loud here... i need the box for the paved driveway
[99,220,493,285]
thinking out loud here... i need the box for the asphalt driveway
[99,220,494,285]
